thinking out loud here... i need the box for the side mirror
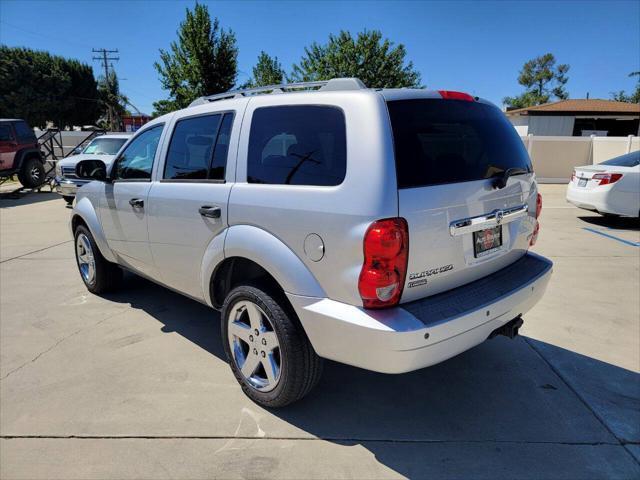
[76,159,109,182]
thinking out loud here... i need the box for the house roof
[506,99,640,115]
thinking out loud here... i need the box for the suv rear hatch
[385,95,538,303]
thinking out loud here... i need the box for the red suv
[0,119,46,188]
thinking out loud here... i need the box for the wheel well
[210,257,284,309]
[71,214,88,233]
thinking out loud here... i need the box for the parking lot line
[582,227,640,247]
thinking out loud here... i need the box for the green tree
[153,2,238,115]
[290,30,421,88]
[0,46,100,128]
[97,69,130,131]
[610,72,640,103]
[503,53,570,109]
[242,51,286,88]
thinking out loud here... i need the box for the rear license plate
[474,226,503,258]
[578,178,587,187]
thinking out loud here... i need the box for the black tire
[18,157,45,188]
[221,285,323,408]
[73,225,122,294]
[63,195,74,205]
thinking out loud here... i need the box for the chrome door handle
[129,198,144,208]
[199,205,221,219]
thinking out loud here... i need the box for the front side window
[247,106,346,186]
[164,112,233,181]
[112,125,163,180]
[84,137,128,155]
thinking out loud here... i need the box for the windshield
[600,151,639,167]
[83,137,127,155]
[387,99,532,188]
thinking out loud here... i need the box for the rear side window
[600,151,639,167]
[387,99,532,188]
[14,121,35,143]
[164,112,233,180]
[247,106,346,186]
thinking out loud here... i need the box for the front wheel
[74,225,122,294]
[221,285,323,408]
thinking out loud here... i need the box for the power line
[92,48,120,130]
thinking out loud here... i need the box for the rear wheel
[221,285,323,407]
[74,225,122,294]
[18,157,45,188]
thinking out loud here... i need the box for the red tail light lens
[359,218,409,309]
[438,90,475,102]
[530,192,542,247]
[571,171,576,182]
[592,173,623,185]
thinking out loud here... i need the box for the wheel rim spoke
[76,233,95,284]
[262,353,279,385]
[240,353,260,378]
[261,332,278,351]
[244,302,263,330]
[229,321,252,343]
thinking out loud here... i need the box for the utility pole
[92,48,119,130]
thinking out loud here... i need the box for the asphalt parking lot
[1,185,639,479]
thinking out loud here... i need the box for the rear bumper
[288,252,552,374]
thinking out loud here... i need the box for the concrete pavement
[1,186,638,479]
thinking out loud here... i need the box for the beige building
[506,99,640,136]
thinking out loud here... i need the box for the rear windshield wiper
[492,167,529,189]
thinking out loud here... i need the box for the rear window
[600,151,639,167]
[387,99,532,188]
[247,105,346,186]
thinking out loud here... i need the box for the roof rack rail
[188,77,367,107]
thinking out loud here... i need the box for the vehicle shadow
[103,273,640,478]
[0,190,60,207]
[578,215,640,231]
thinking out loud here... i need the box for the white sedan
[567,151,640,217]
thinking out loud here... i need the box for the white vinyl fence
[522,135,639,183]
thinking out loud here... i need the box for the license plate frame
[473,225,503,258]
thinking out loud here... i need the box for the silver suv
[71,78,552,407]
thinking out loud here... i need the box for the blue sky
[1,0,639,115]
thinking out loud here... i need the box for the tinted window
[210,113,233,180]
[0,124,13,142]
[387,99,532,188]
[600,151,640,167]
[84,137,128,155]
[165,114,221,180]
[14,121,35,142]
[247,106,346,186]
[113,125,163,180]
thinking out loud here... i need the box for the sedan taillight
[592,173,623,186]
[358,218,409,309]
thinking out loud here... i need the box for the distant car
[0,119,46,188]
[566,151,640,217]
[55,133,132,203]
